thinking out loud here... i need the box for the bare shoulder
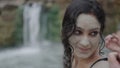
[92,61,109,68]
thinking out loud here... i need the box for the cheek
[89,36,100,47]
[69,36,81,47]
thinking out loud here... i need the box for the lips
[78,47,90,52]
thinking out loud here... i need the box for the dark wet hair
[61,0,105,68]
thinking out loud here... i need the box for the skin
[69,14,109,68]
[105,34,120,52]
[108,52,120,68]
[105,31,120,68]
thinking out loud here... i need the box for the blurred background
[0,0,119,68]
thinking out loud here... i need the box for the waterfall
[23,2,42,46]
[0,2,64,68]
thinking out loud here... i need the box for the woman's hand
[105,34,120,53]
[108,52,120,68]
[105,32,120,68]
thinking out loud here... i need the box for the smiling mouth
[78,47,90,52]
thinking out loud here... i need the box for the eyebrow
[76,27,100,31]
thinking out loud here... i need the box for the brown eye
[89,31,99,37]
[74,30,82,35]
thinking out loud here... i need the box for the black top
[90,58,108,68]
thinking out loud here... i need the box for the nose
[79,36,90,47]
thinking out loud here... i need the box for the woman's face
[69,14,101,59]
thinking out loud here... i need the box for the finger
[106,42,120,52]
[112,34,119,41]
[105,39,111,48]
[108,52,118,62]
[118,53,120,60]
[112,34,120,48]
[111,38,118,43]
[111,34,120,46]
[105,39,109,45]
[111,45,120,52]
[105,35,112,45]
[105,34,113,40]
[108,52,120,68]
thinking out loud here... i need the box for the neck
[73,50,101,68]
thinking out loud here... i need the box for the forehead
[76,14,100,30]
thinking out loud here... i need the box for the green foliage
[0,7,18,48]
[45,4,61,42]
[12,7,23,45]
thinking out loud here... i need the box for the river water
[0,42,64,68]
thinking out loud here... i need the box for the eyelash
[74,30,82,35]
[74,30,99,36]
[89,31,99,37]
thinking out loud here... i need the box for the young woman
[61,0,109,68]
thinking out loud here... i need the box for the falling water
[23,2,41,46]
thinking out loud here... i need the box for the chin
[76,52,92,59]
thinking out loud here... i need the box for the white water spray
[23,2,42,46]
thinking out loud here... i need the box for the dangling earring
[99,35,105,55]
